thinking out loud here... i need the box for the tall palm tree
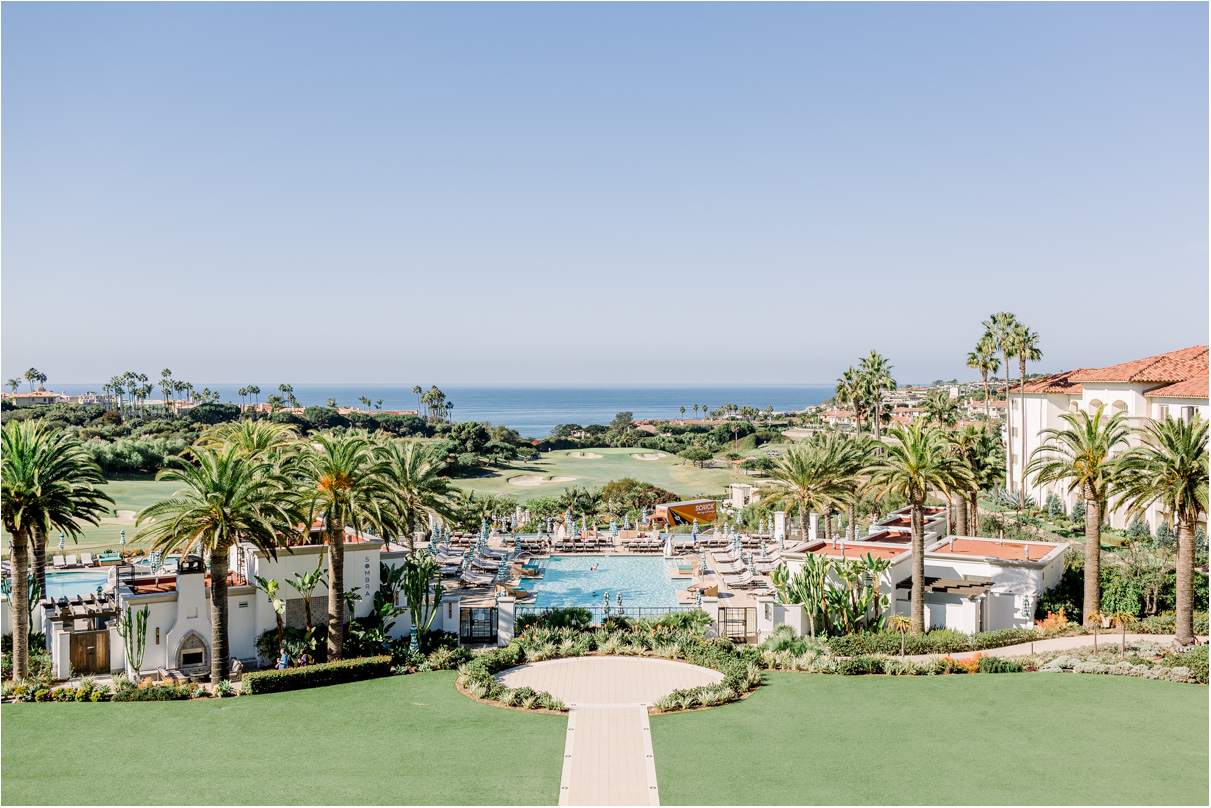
[377,440,460,549]
[947,426,1003,535]
[1115,415,1208,645]
[412,385,423,414]
[982,312,1019,486]
[763,436,849,541]
[6,378,21,394]
[2,422,114,679]
[137,445,297,683]
[834,367,867,434]
[923,388,958,427]
[966,335,1000,422]
[868,422,973,633]
[295,432,402,660]
[1008,324,1043,493]
[1026,406,1133,621]
[832,432,876,542]
[859,351,895,440]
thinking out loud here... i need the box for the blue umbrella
[120,530,126,548]
[58,533,65,551]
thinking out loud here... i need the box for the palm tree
[377,440,460,550]
[966,335,1000,422]
[1,422,114,679]
[1026,406,1133,621]
[412,385,423,413]
[889,613,914,658]
[868,422,973,633]
[295,432,402,660]
[326,397,339,409]
[922,388,958,427]
[1115,414,1208,645]
[1008,324,1043,493]
[679,406,686,420]
[982,312,1019,485]
[287,568,326,632]
[194,420,299,459]
[859,351,895,440]
[6,378,20,394]
[137,445,297,683]
[763,436,849,541]
[24,367,42,392]
[359,396,372,411]
[948,426,1003,535]
[834,367,867,434]
[693,404,699,418]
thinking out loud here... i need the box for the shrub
[243,655,393,695]
[111,679,198,702]
[1160,645,1208,685]
[827,627,1041,657]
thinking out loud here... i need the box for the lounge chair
[723,570,759,589]
[52,555,67,569]
[80,553,95,567]
[755,557,783,574]
[713,548,743,563]
[470,555,500,572]
[65,554,79,568]
[459,570,495,588]
[715,559,747,574]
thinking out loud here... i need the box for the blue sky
[2,2,1206,386]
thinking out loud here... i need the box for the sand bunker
[630,453,665,460]
[508,475,577,487]
[567,451,603,459]
[97,509,138,525]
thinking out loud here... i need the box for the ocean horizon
[40,383,836,439]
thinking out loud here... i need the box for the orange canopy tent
[652,499,718,526]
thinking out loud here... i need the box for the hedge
[826,627,1043,657]
[243,655,394,695]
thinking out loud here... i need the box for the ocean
[41,384,835,439]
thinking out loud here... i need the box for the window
[1156,405,1169,421]
[1181,406,1196,423]
[181,650,205,667]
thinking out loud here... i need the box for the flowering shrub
[1036,609,1071,634]
[957,653,984,674]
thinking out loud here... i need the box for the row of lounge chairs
[621,537,664,553]
[551,536,612,552]
[51,551,130,569]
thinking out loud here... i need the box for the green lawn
[650,672,1209,805]
[452,447,770,502]
[1,478,183,561]
[0,672,565,806]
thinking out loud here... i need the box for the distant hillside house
[7,388,61,406]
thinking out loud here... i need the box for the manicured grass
[651,672,1208,805]
[0,672,565,806]
[2,478,182,560]
[452,447,768,502]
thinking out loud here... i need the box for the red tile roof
[1073,346,1208,384]
[1148,376,1210,399]
[1020,369,1085,395]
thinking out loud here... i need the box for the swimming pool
[41,571,111,599]
[517,555,688,609]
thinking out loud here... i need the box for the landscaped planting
[456,616,764,714]
[242,655,394,694]
[824,626,1044,657]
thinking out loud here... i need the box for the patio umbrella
[547,517,553,533]
[692,518,699,534]
[694,589,702,607]
[581,516,587,535]
[779,533,785,550]
[700,552,708,575]
[498,559,509,579]
[58,533,65,551]
[120,530,126,548]
[758,517,766,535]
[623,514,631,530]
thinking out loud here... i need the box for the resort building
[1009,345,1209,531]
[5,388,62,406]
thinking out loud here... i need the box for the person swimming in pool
[589,563,599,571]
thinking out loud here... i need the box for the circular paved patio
[494,656,723,705]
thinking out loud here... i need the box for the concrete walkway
[496,657,723,806]
[903,633,1204,662]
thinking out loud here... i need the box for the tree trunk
[910,501,926,634]
[849,499,858,542]
[1083,494,1102,620]
[956,497,968,538]
[1019,356,1028,495]
[1003,349,1012,489]
[873,402,881,441]
[1174,517,1195,645]
[209,551,231,684]
[947,495,957,534]
[969,491,980,536]
[32,530,48,606]
[327,523,346,661]
[822,508,832,542]
[11,537,30,681]
[799,506,810,541]
[982,372,990,422]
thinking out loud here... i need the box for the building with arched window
[1009,345,1208,532]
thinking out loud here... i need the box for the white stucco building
[1007,345,1208,531]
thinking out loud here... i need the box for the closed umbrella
[58,533,65,551]
[120,530,126,548]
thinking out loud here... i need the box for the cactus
[115,604,149,676]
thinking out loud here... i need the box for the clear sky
[2,2,1207,386]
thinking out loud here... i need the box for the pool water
[41,571,111,599]
[517,555,687,609]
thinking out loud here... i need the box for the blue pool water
[518,555,688,609]
[41,571,110,599]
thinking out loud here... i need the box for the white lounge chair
[52,555,67,569]
[460,570,495,588]
[65,554,79,568]
[80,552,95,567]
[723,569,758,589]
